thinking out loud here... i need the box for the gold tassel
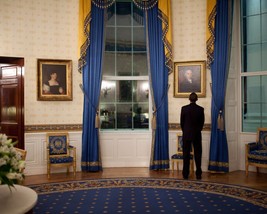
[95,112,100,128]
[152,114,157,130]
[217,110,224,131]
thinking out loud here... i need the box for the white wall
[24,130,213,175]
[0,0,83,125]
[169,0,211,124]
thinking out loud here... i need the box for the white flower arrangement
[0,134,25,187]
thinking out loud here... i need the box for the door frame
[0,56,24,149]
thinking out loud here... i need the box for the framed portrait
[173,61,206,98]
[37,59,72,101]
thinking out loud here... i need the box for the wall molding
[25,124,82,132]
[25,123,211,132]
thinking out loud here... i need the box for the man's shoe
[196,175,202,180]
[183,176,188,180]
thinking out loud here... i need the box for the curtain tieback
[152,112,157,130]
[151,84,170,130]
[80,83,100,128]
[217,110,224,131]
[95,111,100,128]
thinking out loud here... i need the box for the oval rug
[29,178,267,214]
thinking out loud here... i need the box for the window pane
[107,4,115,26]
[243,44,261,72]
[133,4,144,26]
[117,104,132,128]
[133,80,149,102]
[133,53,147,76]
[262,43,267,71]
[133,104,149,129]
[100,104,115,129]
[242,0,260,16]
[103,53,115,76]
[242,76,261,103]
[262,14,267,42]
[133,27,146,51]
[243,16,261,44]
[116,2,132,26]
[105,27,115,51]
[262,75,267,102]
[262,0,267,13]
[242,75,267,132]
[117,53,132,76]
[117,80,132,102]
[100,80,116,102]
[117,27,132,51]
[242,103,261,132]
[262,104,267,127]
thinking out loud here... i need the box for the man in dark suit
[180,92,205,179]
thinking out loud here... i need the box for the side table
[0,184,38,214]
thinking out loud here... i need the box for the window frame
[240,0,267,132]
[100,0,151,131]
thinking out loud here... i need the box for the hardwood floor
[24,168,267,191]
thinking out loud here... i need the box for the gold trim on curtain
[209,160,229,168]
[206,0,217,69]
[158,0,173,74]
[78,0,92,72]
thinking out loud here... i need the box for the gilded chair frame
[15,148,27,173]
[171,133,194,176]
[46,132,76,179]
[245,127,267,176]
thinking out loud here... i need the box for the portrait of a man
[179,66,201,93]
[173,61,206,98]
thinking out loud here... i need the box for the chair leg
[177,161,179,172]
[47,163,50,179]
[73,163,76,177]
[245,145,249,176]
[171,160,174,173]
[245,157,249,176]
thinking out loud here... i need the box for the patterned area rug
[29,178,267,214]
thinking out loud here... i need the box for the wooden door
[0,64,24,149]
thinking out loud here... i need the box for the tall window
[241,0,267,132]
[99,0,149,130]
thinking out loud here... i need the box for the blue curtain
[208,0,233,172]
[146,6,169,170]
[81,4,104,172]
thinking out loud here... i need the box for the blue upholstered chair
[171,134,194,175]
[46,132,76,178]
[245,128,267,176]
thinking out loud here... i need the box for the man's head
[189,92,198,103]
[184,69,193,80]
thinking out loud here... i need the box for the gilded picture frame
[37,59,72,101]
[174,61,206,98]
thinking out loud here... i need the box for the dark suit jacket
[180,103,205,141]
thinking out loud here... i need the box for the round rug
[29,178,267,214]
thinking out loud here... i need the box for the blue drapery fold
[146,6,169,170]
[208,0,233,172]
[81,4,104,171]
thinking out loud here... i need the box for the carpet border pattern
[29,177,267,209]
